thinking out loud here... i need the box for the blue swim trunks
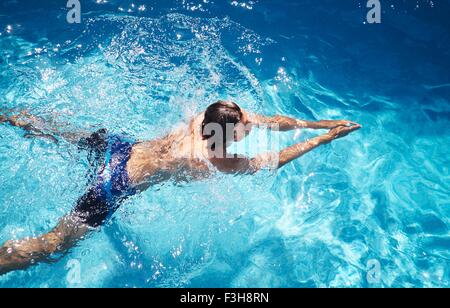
[73,129,137,227]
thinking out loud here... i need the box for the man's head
[201,101,251,149]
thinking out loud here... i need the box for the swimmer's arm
[276,134,331,169]
[248,135,331,171]
[0,215,89,276]
[226,124,361,173]
[247,112,358,131]
[216,136,330,174]
[276,125,361,168]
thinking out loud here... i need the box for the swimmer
[0,101,361,275]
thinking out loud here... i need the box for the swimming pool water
[0,0,449,287]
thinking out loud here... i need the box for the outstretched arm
[217,124,361,174]
[0,214,89,276]
[277,124,361,168]
[247,112,358,131]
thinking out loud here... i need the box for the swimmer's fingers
[338,120,361,127]
[346,121,358,126]
[328,124,362,140]
[322,120,361,129]
[0,109,15,124]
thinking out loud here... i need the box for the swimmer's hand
[323,123,362,143]
[317,120,360,129]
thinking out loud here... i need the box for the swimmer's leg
[0,109,91,144]
[0,214,89,276]
[0,185,115,276]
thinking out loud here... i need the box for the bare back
[126,113,212,191]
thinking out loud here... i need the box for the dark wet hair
[201,101,243,147]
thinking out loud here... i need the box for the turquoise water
[0,0,449,287]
